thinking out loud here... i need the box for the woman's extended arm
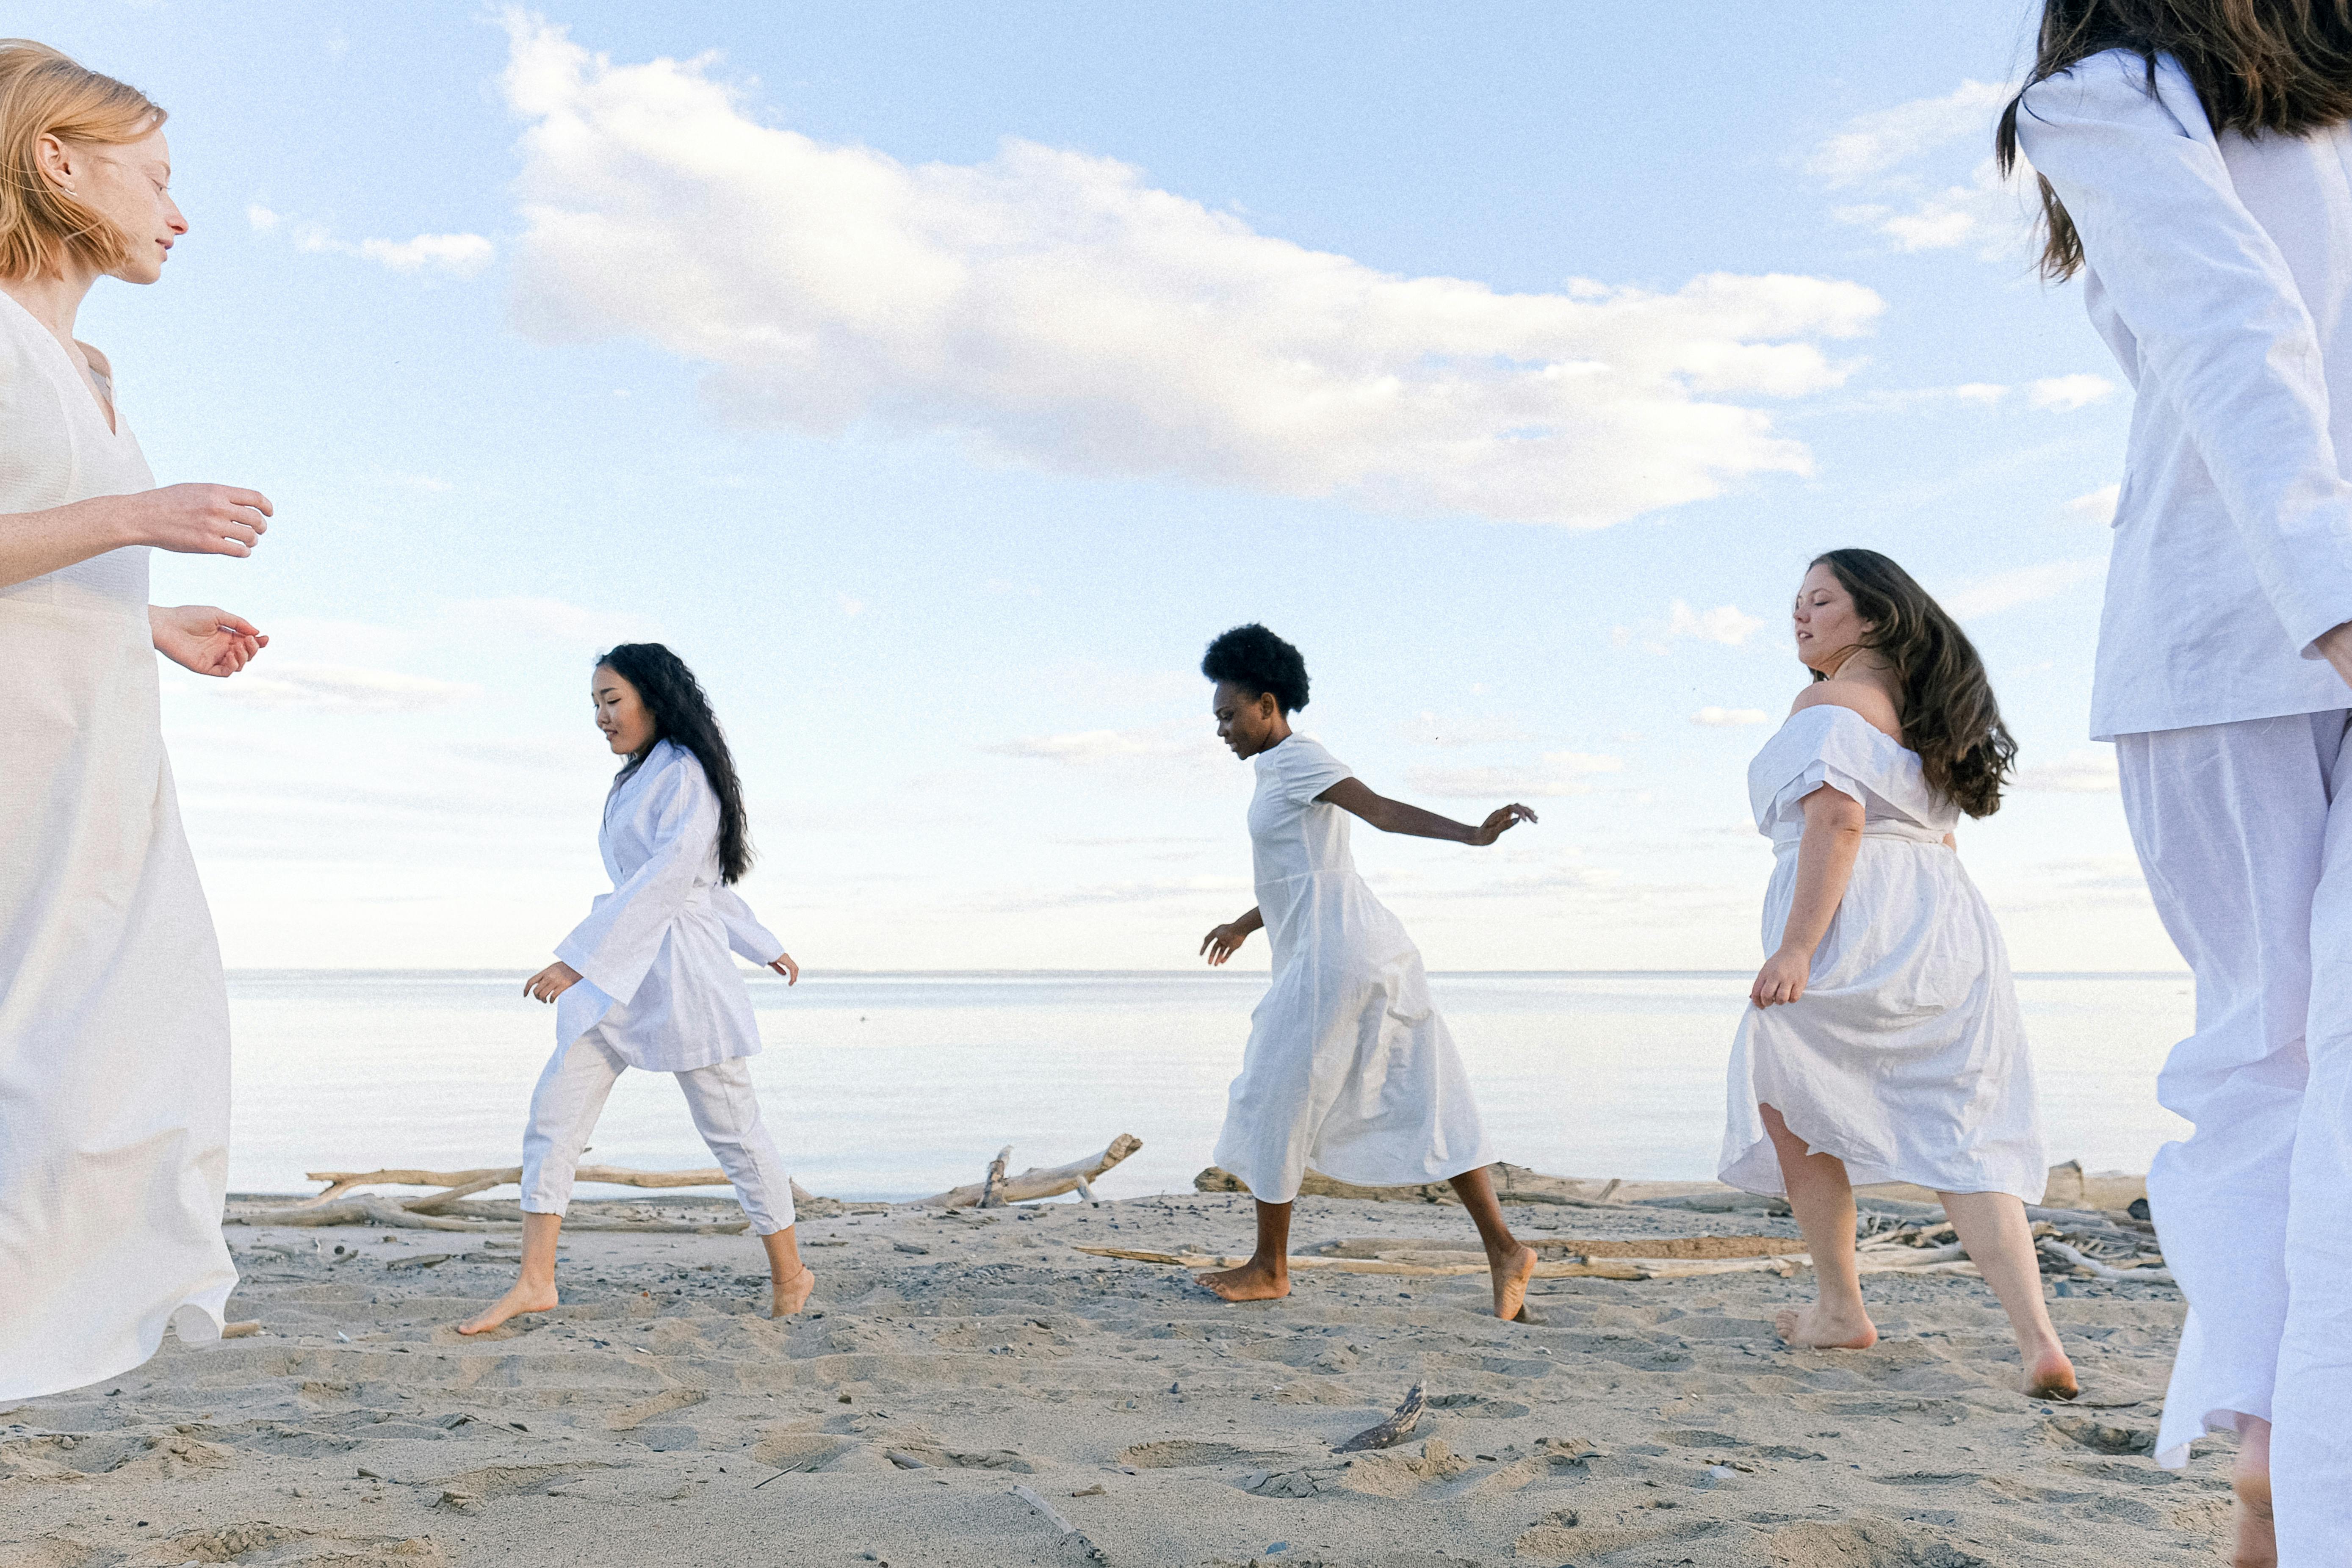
[1751,784,1865,1008]
[1201,907,1264,965]
[0,483,273,590]
[1317,777,1535,845]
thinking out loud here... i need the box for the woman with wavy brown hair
[0,41,275,1399]
[1720,551,2073,1398]
[2005,3,2352,1559]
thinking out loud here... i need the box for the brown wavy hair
[0,40,166,281]
[1997,0,2352,280]
[1811,549,2017,818]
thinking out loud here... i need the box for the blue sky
[34,1,2166,971]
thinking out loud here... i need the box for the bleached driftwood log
[1192,1162,1622,1207]
[980,1146,1013,1208]
[2040,1237,2175,1286]
[299,1163,736,1206]
[916,1135,1142,1209]
[229,1160,761,1233]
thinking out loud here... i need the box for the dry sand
[1,1190,2225,1568]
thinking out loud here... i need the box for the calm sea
[225,971,2195,1203]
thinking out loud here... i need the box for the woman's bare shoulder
[1788,680,1902,740]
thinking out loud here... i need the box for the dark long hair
[1998,0,2352,279]
[1811,550,2017,819]
[598,643,754,883]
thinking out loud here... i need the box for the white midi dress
[1718,705,2046,1203]
[0,296,235,1398]
[1212,734,1494,1204]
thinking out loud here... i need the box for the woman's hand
[115,483,274,557]
[526,961,583,1004]
[151,605,266,677]
[1750,946,1812,1008]
[769,953,800,985]
[1467,802,1538,846]
[1201,923,1252,966]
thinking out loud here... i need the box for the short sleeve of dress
[1747,706,1932,832]
[1278,736,1356,807]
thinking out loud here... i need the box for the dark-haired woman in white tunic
[1195,623,1541,1319]
[1722,551,2072,1399]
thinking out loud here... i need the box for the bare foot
[2235,1426,2275,1568]
[1195,1260,1289,1302]
[770,1264,816,1318]
[2023,1345,2079,1400]
[1774,1302,1877,1350]
[1490,1243,1536,1321]
[457,1280,558,1336]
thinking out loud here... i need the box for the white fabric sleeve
[554,762,717,1005]
[1754,706,1911,828]
[711,883,786,965]
[1282,737,1356,806]
[2017,50,2352,654]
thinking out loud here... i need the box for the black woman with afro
[1196,623,1541,1319]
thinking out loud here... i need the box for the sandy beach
[0,1179,2225,1568]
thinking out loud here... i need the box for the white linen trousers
[2117,713,2352,1517]
[520,1033,795,1234]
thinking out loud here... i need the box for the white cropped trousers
[519,1034,795,1235]
[2117,711,2352,1560]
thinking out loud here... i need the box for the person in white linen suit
[1193,624,1544,1321]
[1722,551,2076,1402]
[0,42,279,1400]
[460,644,811,1335]
[2004,5,2352,1558]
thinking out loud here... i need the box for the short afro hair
[1201,623,1310,714]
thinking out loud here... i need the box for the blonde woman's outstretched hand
[769,954,800,984]
[1467,803,1538,846]
[525,961,582,1003]
[151,605,266,677]
[1750,947,1811,1009]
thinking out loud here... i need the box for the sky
[30,1,2171,972]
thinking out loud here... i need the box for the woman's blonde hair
[0,40,166,281]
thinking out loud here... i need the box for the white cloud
[497,17,1884,528]
[1668,600,1766,646]
[246,202,281,232]
[2013,747,2120,793]
[1954,382,2008,405]
[1408,751,1622,798]
[2064,482,2121,525]
[212,663,478,714]
[446,596,661,647]
[2028,374,2116,412]
[1941,558,2105,619]
[357,233,498,275]
[985,723,1215,766]
[1397,711,1532,747]
[1809,81,2012,185]
[1693,706,1770,727]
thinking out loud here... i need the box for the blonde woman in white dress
[1722,550,2075,1400]
[0,43,277,1399]
[1195,624,1541,1319]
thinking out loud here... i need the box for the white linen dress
[520,740,797,1231]
[1718,705,2046,1203]
[1212,734,1493,1204]
[0,295,235,1398]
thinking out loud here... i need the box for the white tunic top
[553,740,784,1073]
[0,293,235,1397]
[1718,706,2047,1202]
[2017,50,2352,739]
[1211,734,1493,1205]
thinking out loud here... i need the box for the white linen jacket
[2017,49,2352,739]
[553,740,784,1071]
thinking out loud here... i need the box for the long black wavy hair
[598,642,754,883]
[1997,0,2352,280]
[1201,623,1311,713]
[1810,549,2017,819]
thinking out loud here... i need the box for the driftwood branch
[2040,1237,2175,1285]
[917,1135,1143,1209]
[980,1146,1012,1209]
[1335,1385,1425,1452]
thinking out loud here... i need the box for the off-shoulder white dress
[1213,735,1493,1204]
[1718,705,2046,1203]
[0,295,235,1397]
